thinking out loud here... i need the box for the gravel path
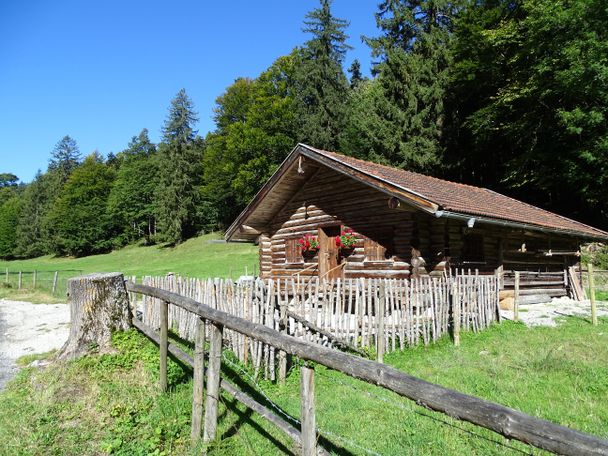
[0,300,70,390]
[500,297,608,327]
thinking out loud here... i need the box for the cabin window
[285,238,303,263]
[462,234,484,262]
[364,232,394,261]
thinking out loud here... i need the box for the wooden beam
[204,322,223,443]
[159,300,168,392]
[300,364,317,456]
[191,317,205,441]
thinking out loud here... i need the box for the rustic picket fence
[130,274,499,376]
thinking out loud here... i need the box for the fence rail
[126,281,608,456]
[133,275,500,376]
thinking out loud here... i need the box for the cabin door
[318,225,342,280]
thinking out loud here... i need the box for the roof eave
[224,145,303,242]
[436,210,608,241]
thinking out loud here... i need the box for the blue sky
[0,1,379,183]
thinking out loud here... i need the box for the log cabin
[225,144,608,301]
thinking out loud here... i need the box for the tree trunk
[56,272,132,361]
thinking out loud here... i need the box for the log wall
[264,167,415,279]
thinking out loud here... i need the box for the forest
[0,0,606,259]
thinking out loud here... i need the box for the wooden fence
[131,275,500,378]
[126,280,608,456]
[2,268,77,296]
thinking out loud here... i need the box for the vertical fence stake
[377,281,386,363]
[204,322,223,443]
[33,270,37,289]
[514,271,520,322]
[191,317,205,441]
[5,268,8,284]
[52,271,59,295]
[159,300,169,392]
[452,281,461,347]
[588,263,597,326]
[18,271,22,290]
[278,299,288,384]
[300,363,317,456]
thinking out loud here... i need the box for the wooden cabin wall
[443,218,581,273]
[263,167,415,280]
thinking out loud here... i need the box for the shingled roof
[226,144,608,241]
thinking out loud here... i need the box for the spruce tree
[155,89,202,244]
[49,135,82,185]
[347,59,366,89]
[295,0,352,150]
[349,0,459,171]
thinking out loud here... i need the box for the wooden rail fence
[126,281,608,456]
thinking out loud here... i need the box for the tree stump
[56,272,132,361]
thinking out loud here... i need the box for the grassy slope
[0,233,258,302]
[1,318,606,455]
[0,233,258,278]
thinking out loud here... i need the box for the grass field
[0,233,258,302]
[1,317,606,455]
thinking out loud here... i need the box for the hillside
[0,233,257,298]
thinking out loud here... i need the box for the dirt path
[0,300,70,390]
[500,297,608,326]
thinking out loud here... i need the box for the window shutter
[286,238,301,263]
[364,239,387,261]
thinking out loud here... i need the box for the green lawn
[1,318,606,455]
[0,233,258,301]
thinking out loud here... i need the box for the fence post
[52,271,59,295]
[278,298,288,384]
[159,300,169,392]
[33,270,37,289]
[300,363,317,456]
[588,263,597,326]
[514,271,520,322]
[18,271,22,289]
[191,317,205,441]
[377,281,386,363]
[203,322,224,443]
[452,281,461,347]
[5,268,8,284]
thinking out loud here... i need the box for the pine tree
[349,0,459,171]
[295,0,352,150]
[347,59,366,89]
[155,89,202,244]
[49,135,81,185]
